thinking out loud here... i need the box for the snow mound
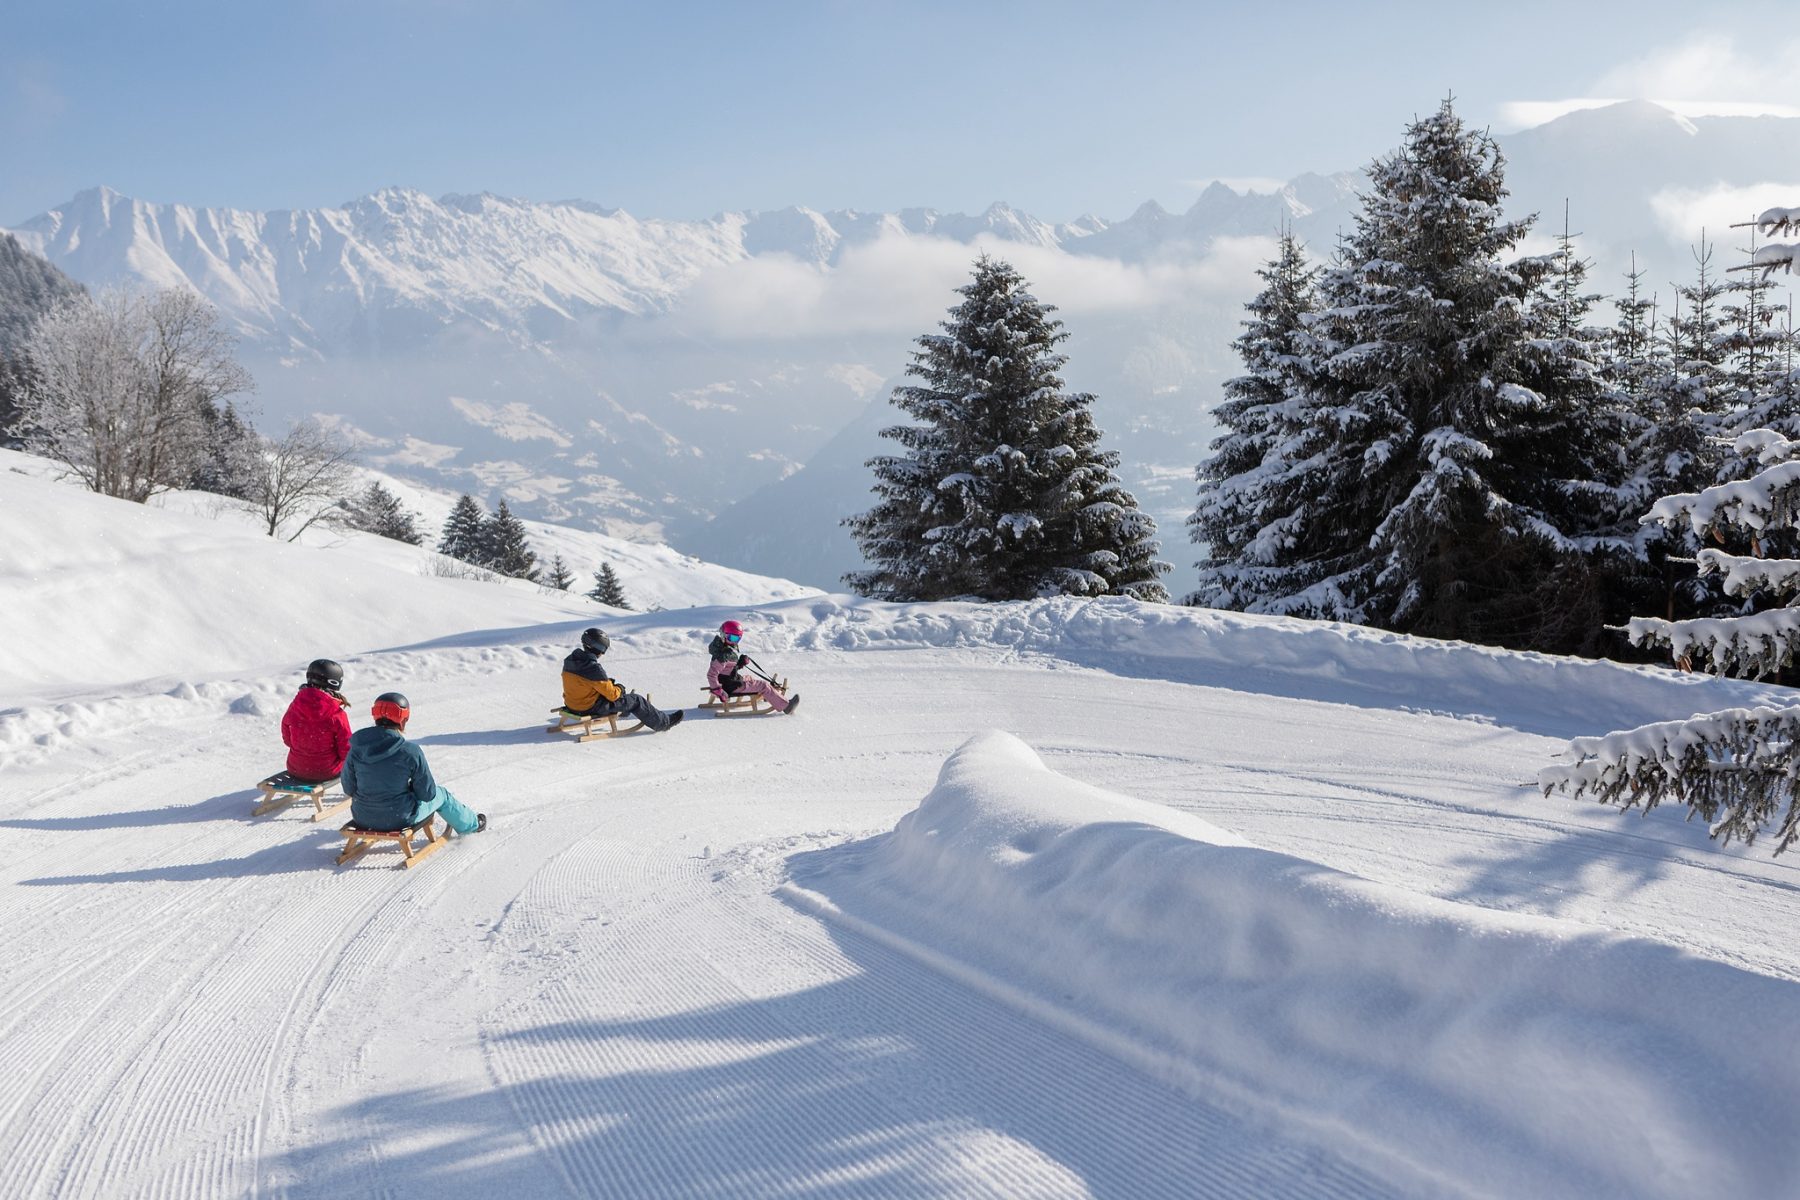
[789,731,1800,1199]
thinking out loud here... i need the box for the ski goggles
[725,633,741,644]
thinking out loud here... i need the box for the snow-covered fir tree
[588,561,630,608]
[1545,209,1800,854]
[1188,230,1324,609]
[1192,98,1626,651]
[1720,241,1800,459]
[481,500,539,582]
[544,553,575,591]
[846,255,1168,602]
[1603,255,1661,403]
[1543,427,1800,852]
[344,481,425,545]
[438,494,487,563]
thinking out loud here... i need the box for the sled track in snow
[475,831,1405,1199]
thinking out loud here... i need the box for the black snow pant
[575,692,674,732]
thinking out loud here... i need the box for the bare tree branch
[251,418,358,540]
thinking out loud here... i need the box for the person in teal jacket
[341,692,487,834]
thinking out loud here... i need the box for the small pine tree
[544,553,575,590]
[188,399,265,500]
[439,494,488,563]
[345,481,426,545]
[588,562,631,608]
[1603,254,1661,402]
[845,254,1168,602]
[482,500,540,582]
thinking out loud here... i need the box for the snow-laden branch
[1733,429,1800,468]
[1743,242,1800,279]
[1541,705,1800,853]
[1645,459,1800,538]
[1621,609,1800,678]
[1757,207,1800,238]
[1694,548,1800,601]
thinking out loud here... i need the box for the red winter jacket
[282,685,352,781]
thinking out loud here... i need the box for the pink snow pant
[718,679,789,711]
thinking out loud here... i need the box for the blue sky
[3,0,1793,225]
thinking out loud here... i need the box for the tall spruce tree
[846,255,1168,602]
[588,562,631,608]
[1188,230,1324,609]
[1198,98,1621,650]
[482,500,540,582]
[439,494,488,563]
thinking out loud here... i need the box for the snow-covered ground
[6,456,1800,1198]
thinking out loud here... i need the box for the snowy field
[7,453,1800,1198]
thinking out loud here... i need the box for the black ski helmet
[305,658,344,691]
[371,692,411,727]
[581,627,610,655]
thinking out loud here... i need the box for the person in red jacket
[281,658,353,782]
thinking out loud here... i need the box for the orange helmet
[371,692,410,728]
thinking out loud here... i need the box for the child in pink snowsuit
[707,621,799,714]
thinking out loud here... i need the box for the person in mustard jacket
[560,628,682,732]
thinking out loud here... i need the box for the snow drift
[624,593,1793,738]
[789,731,1800,1199]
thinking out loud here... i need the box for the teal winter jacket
[342,725,439,830]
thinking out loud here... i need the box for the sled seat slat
[254,773,350,821]
[336,815,449,869]
[699,677,787,716]
[547,703,650,741]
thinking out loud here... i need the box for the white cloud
[662,233,1276,342]
[1496,97,1800,133]
[1496,33,1800,133]
[1594,33,1800,104]
[1646,182,1800,245]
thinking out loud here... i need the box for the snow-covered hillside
[7,453,1800,1197]
[0,447,815,700]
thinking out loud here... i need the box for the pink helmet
[720,620,744,642]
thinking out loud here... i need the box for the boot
[785,694,800,715]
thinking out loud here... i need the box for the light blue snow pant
[413,784,479,834]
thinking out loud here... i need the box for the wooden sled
[336,814,451,869]
[547,696,652,742]
[254,772,351,822]
[700,677,788,716]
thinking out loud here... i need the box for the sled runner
[335,814,450,869]
[547,701,652,742]
[700,677,788,715]
[253,772,350,821]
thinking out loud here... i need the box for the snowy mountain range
[8,100,1796,592]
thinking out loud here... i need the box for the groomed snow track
[6,595,1800,1198]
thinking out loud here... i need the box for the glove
[737,655,748,667]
